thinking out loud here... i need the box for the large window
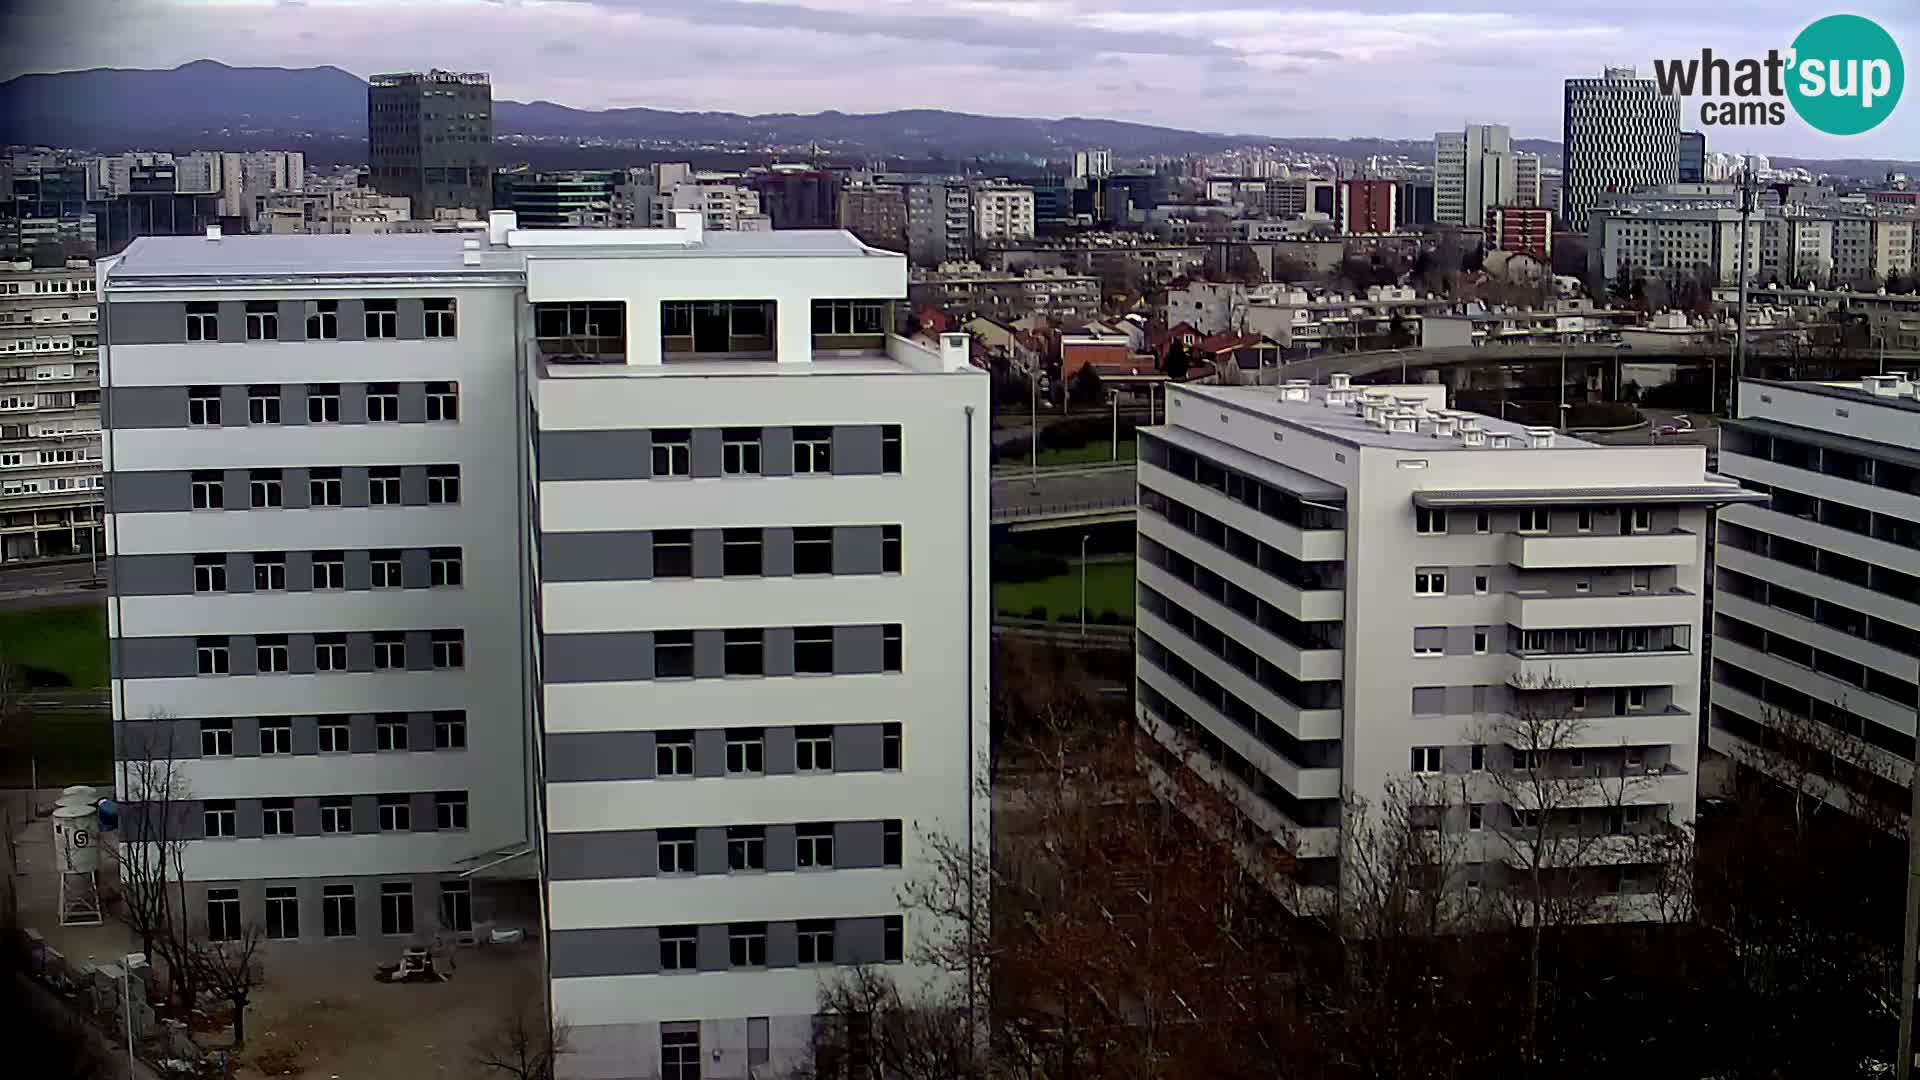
[207,888,241,942]
[379,882,414,935]
[265,886,298,939]
[812,300,887,337]
[534,302,625,361]
[322,884,356,937]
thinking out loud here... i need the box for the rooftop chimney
[1461,428,1486,447]
[1433,416,1458,437]
[1488,431,1513,448]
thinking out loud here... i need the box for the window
[881,524,902,573]
[1576,509,1593,533]
[440,881,472,933]
[430,548,462,587]
[1416,507,1446,535]
[1571,690,1588,713]
[249,469,283,509]
[1414,570,1446,596]
[1629,508,1652,533]
[726,729,764,774]
[655,631,693,679]
[204,800,237,838]
[883,820,903,867]
[883,723,901,770]
[723,529,762,576]
[185,302,218,342]
[307,383,340,423]
[727,825,766,871]
[427,465,460,504]
[796,626,834,673]
[1468,804,1484,832]
[1473,629,1489,655]
[369,467,401,505]
[1413,628,1444,657]
[656,732,694,777]
[307,301,339,340]
[207,888,241,942]
[660,926,697,970]
[813,299,886,336]
[1626,687,1647,711]
[435,791,468,830]
[200,718,234,757]
[1471,744,1486,771]
[378,795,412,832]
[653,529,692,578]
[797,919,835,964]
[245,301,278,341]
[370,551,402,589]
[318,716,350,753]
[259,717,292,755]
[652,429,690,477]
[797,823,835,868]
[657,829,695,874]
[426,381,458,421]
[729,923,767,967]
[380,881,414,935]
[424,298,457,338]
[193,554,227,593]
[884,915,904,963]
[322,884,356,937]
[1631,570,1651,593]
[1626,628,1651,652]
[722,428,761,475]
[367,382,399,422]
[796,726,834,772]
[320,797,352,834]
[1512,749,1541,771]
[248,385,281,424]
[435,711,467,749]
[265,886,298,939]
[1410,746,1442,774]
[1475,511,1490,534]
[882,424,902,473]
[365,300,399,339]
[252,552,286,592]
[312,552,345,590]
[191,471,224,510]
[794,426,832,473]
[884,624,903,672]
[308,467,343,507]
[794,527,833,574]
[432,630,465,669]
[188,386,221,426]
[1475,573,1489,595]
[376,713,409,750]
[259,796,295,837]
[196,636,230,675]
[661,1028,700,1080]
[1574,577,1591,594]
[1518,508,1549,534]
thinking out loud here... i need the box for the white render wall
[103,283,535,889]
[536,364,989,1079]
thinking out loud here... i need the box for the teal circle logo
[1787,14,1903,136]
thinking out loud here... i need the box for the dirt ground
[231,938,543,1079]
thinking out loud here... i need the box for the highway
[991,463,1138,528]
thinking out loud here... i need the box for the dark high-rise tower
[367,70,493,220]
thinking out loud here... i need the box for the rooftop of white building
[1177,381,1601,453]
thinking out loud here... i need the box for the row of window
[647,425,902,478]
[0,446,100,468]
[189,465,460,509]
[1716,566,1920,660]
[1415,505,1656,537]
[0,389,100,411]
[1137,630,1340,775]
[1140,487,1343,593]
[186,382,459,425]
[1717,612,1919,707]
[648,820,904,875]
[648,625,903,678]
[1139,589,1343,712]
[197,712,466,756]
[1716,659,1916,761]
[648,724,902,777]
[193,548,462,592]
[1140,432,1348,531]
[1719,520,1920,601]
[644,526,900,578]
[1724,426,1920,499]
[1139,535,1341,652]
[184,299,457,343]
[649,915,905,973]
[200,791,468,838]
[193,631,464,675]
[206,879,470,943]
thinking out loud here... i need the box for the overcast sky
[5,0,1917,158]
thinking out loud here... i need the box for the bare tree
[110,717,191,990]
[797,966,980,1080]
[473,984,570,1080]
[1732,701,1908,835]
[195,921,266,1049]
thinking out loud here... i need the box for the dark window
[653,530,692,577]
[315,633,347,671]
[309,467,343,507]
[193,554,226,592]
[432,630,465,669]
[306,301,339,340]
[259,717,292,755]
[307,383,340,423]
[797,919,835,963]
[435,791,468,830]
[724,629,763,676]
[427,465,461,504]
[378,795,411,832]
[379,881,413,934]
[247,385,281,424]
[723,528,762,576]
[882,722,901,770]
[188,386,221,425]
[883,819,903,866]
[265,886,298,938]
[195,636,230,675]
[726,728,764,774]
[245,301,278,341]
[426,381,459,421]
[660,926,697,970]
[657,829,695,873]
[320,798,352,833]
[200,718,233,756]
[661,1028,700,1080]
[253,552,286,591]
[375,712,408,749]
[882,524,901,573]
[652,429,691,477]
[424,298,457,338]
[884,915,904,963]
[185,302,218,342]
[656,733,694,776]
[435,711,467,749]
[794,527,832,574]
[796,627,834,673]
[794,427,832,473]
[884,624,903,672]
[312,551,345,590]
[191,471,223,509]
[365,299,399,338]
[655,631,694,678]
[729,922,767,967]
[370,549,402,589]
[249,469,283,508]
[318,717,350,753]
[367,382,399,422]
[882,424,902,473]
[207,888,241,942]
[727,825,766,871]
[369,467,401,505]
[722,428,761,475]
[430,547,462,586]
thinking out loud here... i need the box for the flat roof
[1413,484,1765,508]
[1747,377,1920,415]
[1180,383,1601,453]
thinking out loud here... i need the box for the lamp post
[1029,363,1039,491]
[1079,533,1091,640]
[1110,390,1120,461]
[1558,337,1567,430]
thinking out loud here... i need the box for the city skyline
[4,0,1916,160]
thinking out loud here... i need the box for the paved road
[0,559,106,611]
[991,463,1137,523]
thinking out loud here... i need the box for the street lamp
[1109,390,1120,461]
[1029,363,1039,492]
[1079,533,1091,640]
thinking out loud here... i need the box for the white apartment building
[655,177,769,233]
[1589,205,1762,286]
[1074,147,1114,179]
[1562,68,1680,232]
[972,184,1036,244]
[0,258,102,562]
[1136,377,1759,913]
[1710,377,1920,818]
[102,214,988,1080]
[1434,124,1541,228]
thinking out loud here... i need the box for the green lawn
[0,710,113,788]
[0,603,109,689]
[1013,438,1137,468]
[995,557,1136,623]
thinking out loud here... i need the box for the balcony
[1506,590,1699,629]
[1505,530,1697,569]
[1508,647,1696,689]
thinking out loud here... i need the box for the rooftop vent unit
[1389,409,1420,434]
[1395,394,1428,417]
[1461,427,1486,447]
[1863,374,1901,396]
[1524,426,1556,449]
[204,224,221,242]
[1280,379,1310,402]
[1433,416,1459,437]
[1488,431,1514,448]
[1329,372,1353,391]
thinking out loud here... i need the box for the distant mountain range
[1,60,1912,179]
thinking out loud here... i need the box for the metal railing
[991,494,1137,521]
